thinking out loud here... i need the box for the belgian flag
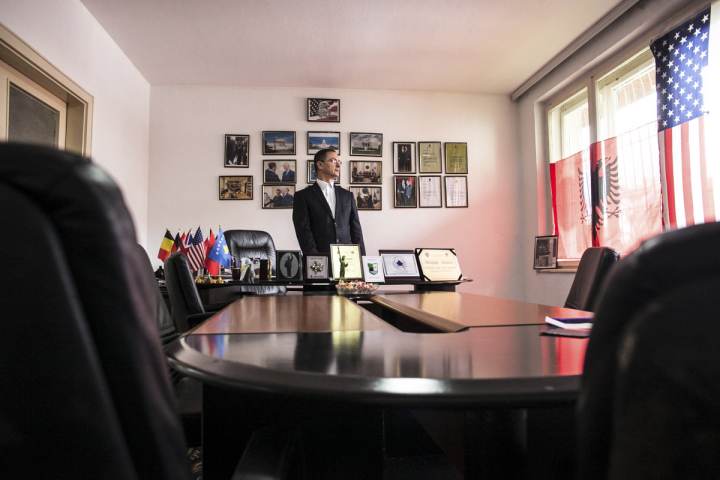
[157,229,174,261]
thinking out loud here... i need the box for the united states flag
[187,227,206,272]
[651,7,716,228]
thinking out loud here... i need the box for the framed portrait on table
[308,131,340,155]
[379,250,421,281]
[264,160,296,183]
[445,176,468,208]
[224,134,249,167]
[534,235,558,270]
[262,184,295,209]
[330,244,364,281]
[304,253,330,283]
[444,142,468,174]
[417,141,442,173]
[393,142,416,173]
[418,175,442,208]
[276,250,303,281]
[350,133,383,157]
[262,131,296,155]
[349,186,382,210]
[394,176,417,208]
[307,98,340,122]
[219,176,253,200]
[349,160,382,184]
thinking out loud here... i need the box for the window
[547,89,589,163]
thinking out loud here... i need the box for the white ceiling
[79,0,624,95]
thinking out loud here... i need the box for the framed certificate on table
[304,253,330,282]
[330,244,364,281]
[415,248,462,281]
[379,250,421,281]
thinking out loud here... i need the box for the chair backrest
[564,247,620,311]
[577,222,720,480]
[224,229,287,294]
[0,144,190,479]
[164,251,205,332]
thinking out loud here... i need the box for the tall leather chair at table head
[564,246,620,312]
[0,144,190,479]
[577,222,720,479]
[224,229,287,294]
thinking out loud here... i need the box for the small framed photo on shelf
[444,176,468,208]
[379,250,421,281]
[276,250,303,281]
[261,184,295,209]
[393,142,416,173]
[308,98,340,122]
[394,176,417,208]
[308,131,340,155]
[362,255,385,283]
[350,133,383,157]
[219,176,253,200]
[225,134,249,167]
[307,160,341,184]
[350,186,382,210]
[418,175,442,208]
[350,160,382,184]
[330,244,364,281]
[444,142,468,174]
[264,160,296,183]
[304,253,330,282]
[534,235,558,270]
[262,131,296,155]
[417,141,442,173]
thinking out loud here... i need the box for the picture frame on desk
[276,250,303,281]
[379,250,421,281]
[224,134,249,167]
[304,253,330,283]
[534,235,558,269]
[362,255,385,283]
[219,175,253,200]
[415,248,462,281]
[330,244,364,281]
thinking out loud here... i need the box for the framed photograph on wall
[308,98,340,122]
[308,131,340,155]
[534,235,558,270]
[350,186,382,210]
[393,142,416,173]
[276,250,303,281]
[349,160,382,184]
[350,133,383,157]
[304,253,330,282]
[264,160,296,183]
[262,131,296,155]
[307,160,341,184]
[444,142,468,174]
[394,176,417,208]
[445,176,468,208]
[219,176,253,200]
[225,134,249,167]
[418,141,442,173]
[418,175,442,208]
[261,184,295,209]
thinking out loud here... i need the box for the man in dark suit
[282,162,295,182]
[265,162,280,182]
[280,187,294,207]
[293,149,366,255]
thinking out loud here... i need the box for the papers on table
[544,316,593,330]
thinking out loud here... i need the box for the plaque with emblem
[276,250,303,281]
[379,250,421,281]
[304,253,330,282]
[415,248,462,281]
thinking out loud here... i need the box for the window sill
[536,268,577,273]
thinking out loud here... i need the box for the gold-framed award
[418,141,442,173]
[415,248,462,281]
[330,244,364,281]
[444,142,468,174]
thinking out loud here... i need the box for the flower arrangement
[335,281,379,295]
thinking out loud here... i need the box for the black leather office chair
[577,222,720,480]
[564,247,620,311]
[224,229,287,294]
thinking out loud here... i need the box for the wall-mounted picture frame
[350,186,382,210]
[445,142,468,174]
[308,131,340,155]
[445,176,468,208]
[262,131,296,155]
[418,175,442,208]
[350,133,383,157]
[225,134,249,167]
[418,141,442,173]
[534,235,558,270]
[394,175,417,208]
[362,255,385,283]
[308,98,340,122]
[264,160,296,183]
[379,250,421,281]
[350,160,382,184]
[330,244,364,281]
[262,184,295,209]
[219,176,253,200]
[276,250,303,281]
[307,160,341,184]
[304,253,330,282]
[393,142,416,173]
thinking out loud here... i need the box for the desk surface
[167,293,589,407]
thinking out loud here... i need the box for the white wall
[149,86,524,299]
[0,0,151,245]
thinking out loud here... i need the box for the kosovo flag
[208,227,231,268]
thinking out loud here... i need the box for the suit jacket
[280,193,293,207]
[293,183,366,256]
[265,169,280,182]
[282,170,295,182]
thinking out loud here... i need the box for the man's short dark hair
[313,148,336,171]
[268,162,276,169]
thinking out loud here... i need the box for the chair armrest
[232,426,301,480]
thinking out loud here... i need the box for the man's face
[276,189,281,196]
[283,163,290,171]
[318,151,340,179]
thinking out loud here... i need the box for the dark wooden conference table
[166,292,591,479]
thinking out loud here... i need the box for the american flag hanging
[650,7,716,228]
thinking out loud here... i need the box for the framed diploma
[362,256,385,283]
[415,248,462,281]
[304,253,330,282]
[379,250,421,281]
[418,141,442,173]
[445,176,468,208]
[276,250,303,281]
[444,142,468,174]
[393,142,416,173]
[330,244,364,281]
[418,175,442,208]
